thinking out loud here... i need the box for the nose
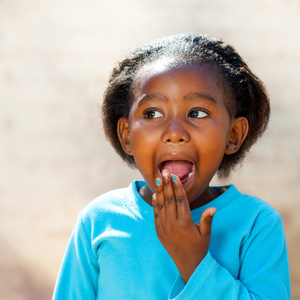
[161,117,190,144]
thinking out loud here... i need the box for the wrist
[175,251,207,283]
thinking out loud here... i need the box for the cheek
[129,122,142,146]
[129,121,158,146]
[197,124,229,157]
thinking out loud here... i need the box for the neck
[138,184,220,209]
[189,187,220,210]
[139,185,153,206]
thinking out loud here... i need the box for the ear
[225,117,249,155]
[117,117,133,155]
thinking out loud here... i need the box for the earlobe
[117,117,132,155]
[225,117,249,155]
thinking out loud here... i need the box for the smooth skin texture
[117,61,248,283]
[153,171,216,283]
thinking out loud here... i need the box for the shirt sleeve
[168,212,290,300]
[52,214,99,300]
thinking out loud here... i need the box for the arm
[152,170,216,283]
[152,171,290,299]
[169,213,290,299]
[52,215,99,300]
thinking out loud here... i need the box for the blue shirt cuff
[169,251,217,299]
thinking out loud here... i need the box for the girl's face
[118,62,247,208]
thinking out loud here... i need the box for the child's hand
[152,169,216,283]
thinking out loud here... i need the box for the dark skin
[118,61,249,283]
[152,170,217,283]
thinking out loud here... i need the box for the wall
[1,0,299,298]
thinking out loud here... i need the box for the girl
[53,33,290,299]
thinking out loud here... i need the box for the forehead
[132,60,225,99]
[130,59,234,115]
[135,57,226,84]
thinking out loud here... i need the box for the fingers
[199,207,217,237]
[153,170,177,223]
[153,171,215,234]
[153,177,165,225]
[153,169,191,224]
[171,175,191,219]
[161,170,178,222]
[152,193,160,228]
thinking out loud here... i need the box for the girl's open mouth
[159,160,195,187]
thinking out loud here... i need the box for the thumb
[199,207,216,237]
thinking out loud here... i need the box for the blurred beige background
[1,0,300,299]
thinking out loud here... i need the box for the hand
[152,169,216,283]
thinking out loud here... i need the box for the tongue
[163,161,193,180]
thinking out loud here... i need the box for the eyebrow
[136,93,168,108]
[136,92,217,108]
[183,92,217,104]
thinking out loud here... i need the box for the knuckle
[205,218,212,225]
[158,227,167,238]
[200,226,211,237]
[157,203,165,210]
[165,195,174,204]
[155,230,163,240]
[176,195,185,203]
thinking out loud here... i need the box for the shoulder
[216,185,283,233]
[223,185,280,217]
[238,188,280,220]
[80,184,132,219]
[212,186,286,255]
[64,181,146,249]
[77,180,146,225]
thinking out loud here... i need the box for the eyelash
[143,108,210,119]
[143,109,163,119]
[188,108,209,119]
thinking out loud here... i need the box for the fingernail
[171,175,177,181]
[155,178,161,186]
[162,169,168,178]
[152,193,156,205]
[210,211,216,217]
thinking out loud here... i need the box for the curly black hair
[101,33,270,177]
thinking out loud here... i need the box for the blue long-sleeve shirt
[53,181,290,299]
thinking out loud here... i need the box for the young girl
[53,33,290,299]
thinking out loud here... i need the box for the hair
[101,33,270,177]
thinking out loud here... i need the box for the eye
[188,109,208,119]
[144,109,163,119]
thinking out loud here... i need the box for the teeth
[188,172,193,179]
